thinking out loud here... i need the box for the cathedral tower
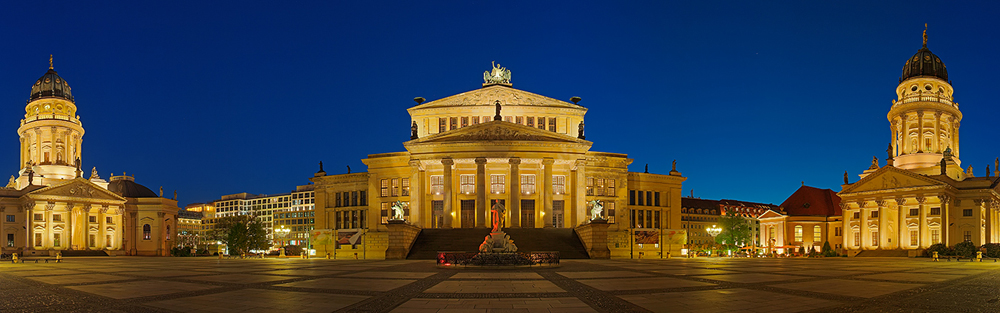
[888,27,962,176]
[16,56,85,188]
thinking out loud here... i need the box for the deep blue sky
[2,1,999,207]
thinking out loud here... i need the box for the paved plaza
[1,257,999,312]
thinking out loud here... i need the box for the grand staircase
[405,228,589,259]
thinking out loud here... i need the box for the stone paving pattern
[1,256,999,312]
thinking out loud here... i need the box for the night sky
[2,2,999,207]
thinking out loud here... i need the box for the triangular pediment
[406,120,591,145]
[758,210,785,219]
[409,84,586,110]
[25,178,126,202]
[840,166,946,194]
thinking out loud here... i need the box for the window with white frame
[553,175,566,194]
[430,175,443,195]
[520,174,535,194]
[460,174,475,194]
[490,174,505,194]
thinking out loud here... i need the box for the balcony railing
[21,114,82,126]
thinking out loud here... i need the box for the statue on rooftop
[410,121,418,140]
[494,100,502,121]
[578,121,585,139]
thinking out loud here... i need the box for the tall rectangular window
[629,190,636,205]
[910,230,918,246]
[553,175,565,194]
[439,118,446,133]
[606,202,615,224]
[472,116,480,125]
[637,191,644,206]
[391,178,400,197]
[853,232,860,246]
[450,117,458,130]
[606,179,616,196]
[521,174,535,194]
[932,229,940,243]
[6,234,13,247]
[490,174,505,194]
[460,174,475,194]
[586,177,594,196]
[401,178,410,196]
[360,190,367,206]
[381,202,389,224]
[548,118,556,132]
[964,231,972,242]
[515,116,523,125]
[53,234,60,247]
[538,117,546,129]
[872,232,879,246]
[813,225,821,242]
[351,191,358,207]
[654,211,660,228]
[654,192,660,206]
[430,175,444,194]
[527,117,534,127]
[646,191,652,207]
[461,117,469,127]
[794,225,803,242]
[380,179,389,197]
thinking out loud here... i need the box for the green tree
[209,216,270,256]
[714,211,752,255]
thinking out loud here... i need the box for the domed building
[838,29,999,256]
[309,63,688,259]
[0,57,179,257]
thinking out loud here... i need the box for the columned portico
[441,158,454,229]
[542,157,554,228]
[509,157,521,228]
[409,160,423,228]
[917,196,928,249]
[475,157,487,228]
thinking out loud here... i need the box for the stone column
[98,206,107,249]
[900,115,908,154]
[917,197,928,249]
[44,202,54,248]
[860,203,869,249]
[441,158,454,229]
[916,111,924,153]
[34,129,41,164]
[954,120,960,158]
[509,157,521,228]
[933,111,942,152]
[573,160,587,226]
[890,119,898,157]
[65,203,74,249]
[475,158,487,228]
[841,204,851,249]
[877,200,886,248]
[896,198,906,249]
[542,158,555,228]
[974,200,985,245]
[985,201,993,244]
[408,160,423,228]
[940,195,950,246]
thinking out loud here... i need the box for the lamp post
[706,224,722,257]
[275,225,290,257]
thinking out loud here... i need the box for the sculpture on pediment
[90,167,100,179]
[458,126,538,141]
[578,121,585,139]
[483,61,511,85]
[843,171,849,184]
[410,121,418,140]
[6,175,14,188]
[494,100,502,121]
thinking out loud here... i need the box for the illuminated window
[586,177,594,196]
[769,227,775,242]
[910,230,918,246]
[595,179,604,196]
[553,175,565,194]
[381,202,389,224]
[450,117,458,130]
[813,225,821,242]
[461,117,469,127]
[606,179,615,196]
[854,231,860,246]
[460,174,475,194]
[931,207,941,215]
[527,117,534,127]
[538,116,546,129]
[515,116,523,124]
[438,118,446,133]
[520,174,535,194]
[964,231,972,242]
[89,234,96,247]
[53,234,60,247]
[872,231,879,246]
[490,174,505,194]
[606,202,616,224]
[380,179,389,197]
[794,225,803,242]
[931,229,940,243]
[548,118,556,132]
[472,116,480,125]
[430,175,444,194]
[401,178,410,196]
[391,178,399,197]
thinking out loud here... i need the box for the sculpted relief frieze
[455,127,539,141]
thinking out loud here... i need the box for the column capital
[934,110,943,118]
[894,198,907,206]
[917,110,925,117]
[474,157,488,165]
[541,157,555,165]
[45,201,56,211]
[508,157,521,165]
[408,159,422,169]
[441,158,454,166]
[937,194,950,204]
[915,196,927,204]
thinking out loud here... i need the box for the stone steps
[855,249,910,257]
[405,228,589,259]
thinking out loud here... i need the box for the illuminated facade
[0,59,178,257]
[682,198,775,253]
[311,64,686,259]
[838,31,999,254]
[760,186,843,254]
[211,185,315,247]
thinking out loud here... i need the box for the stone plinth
[385,221,421,259]
[575,219,610,259]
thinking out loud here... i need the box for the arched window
[143,224,151,240]
[813,225,821,242]
[794,225,803,242]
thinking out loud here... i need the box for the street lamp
[706,224,722,257]
[276,225,290,257]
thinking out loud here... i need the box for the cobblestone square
[1,257,999,312]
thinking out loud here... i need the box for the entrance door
[552,200,564,228]
[432,201,444,228]
[521,200,535,228]
[461,200,476,228]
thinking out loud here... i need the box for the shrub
[925,243,951,257]
[954,241,977,257]
[983,243,1000,258]
[821,241,839,257]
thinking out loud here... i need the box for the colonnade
[891,111,959,157]
[18,201,122,250]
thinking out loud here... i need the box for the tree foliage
[714,211,752,253]
[209,215,270,256]
[954,241,977,257]
[983,243,1000,258]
